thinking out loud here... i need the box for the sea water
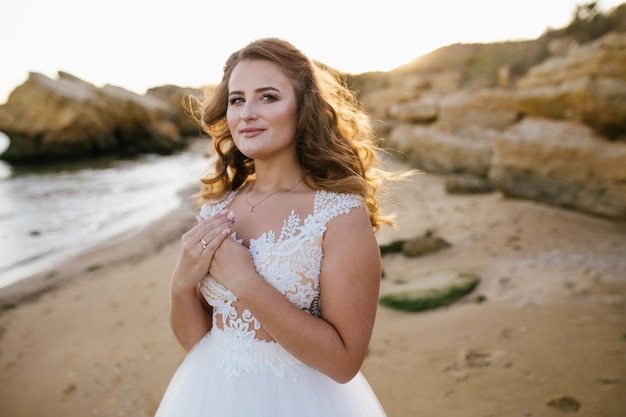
[0,133,210,289]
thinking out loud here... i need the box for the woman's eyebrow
[228,86,281,96]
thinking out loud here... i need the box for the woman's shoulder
[199,190,237,217]
[313,190,363,220]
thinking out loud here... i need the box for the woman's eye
[261,94,277,102]
[229,97,244,105]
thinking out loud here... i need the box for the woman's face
[227,59,298,162]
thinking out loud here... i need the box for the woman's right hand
[170,209,236,291]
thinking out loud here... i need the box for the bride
[155,37,405,417]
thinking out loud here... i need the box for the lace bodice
[198,190,362,344]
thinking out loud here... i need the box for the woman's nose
[240,101,258,120]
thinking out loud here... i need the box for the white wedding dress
[154,190,387,417]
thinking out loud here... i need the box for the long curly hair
[191,38,401,230]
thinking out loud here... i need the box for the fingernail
[222,228,231,236]
[227,210,236,224]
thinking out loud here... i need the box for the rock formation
[358,31,626,221]
[0,72,201,162]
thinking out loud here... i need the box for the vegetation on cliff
[350,2,626,91]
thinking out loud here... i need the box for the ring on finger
[201,238,208,249]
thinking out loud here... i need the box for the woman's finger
[191,210,235,242]
[201,226,232,254]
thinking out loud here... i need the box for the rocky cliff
[0,72,202,161]
[356,31,626,221]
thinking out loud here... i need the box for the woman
[155,38,402,417]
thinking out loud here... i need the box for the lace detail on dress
[199,191,237,218]
[196,328,304,377]
[198,190,362,373]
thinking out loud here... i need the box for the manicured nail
[227,210,236,224]
[222,228,231,236]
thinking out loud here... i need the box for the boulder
[516,32,626,138]
[388,123,495,177]
[388,95,438,123]
[489,118,626,220]
[438,89,520,132]
[402,233,452,258]
[445,174,494,194]
[360,85,419,121]
[146,85,204,137]
[0,72,187,162]
[360,70,462,122]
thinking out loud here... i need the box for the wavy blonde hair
[191,38,402,230]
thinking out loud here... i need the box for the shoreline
[1,158,625,416]
[0,187,198,307]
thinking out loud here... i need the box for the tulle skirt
[155,328,387,416]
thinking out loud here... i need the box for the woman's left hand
[208,234,258,295]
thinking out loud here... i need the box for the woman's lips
[240,128,264,138]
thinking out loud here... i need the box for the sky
[0,0,623,103]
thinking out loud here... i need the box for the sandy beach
[1,155,625,417]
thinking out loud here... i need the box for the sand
[1,155,625,417]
